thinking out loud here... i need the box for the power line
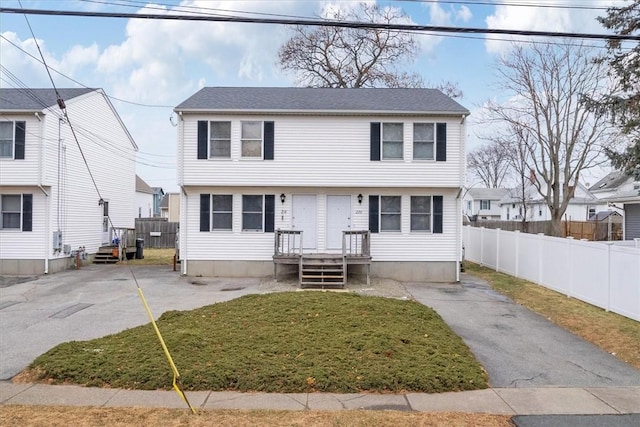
[1,7,639,41]
[395,0,623,11]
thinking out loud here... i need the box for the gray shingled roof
[589,171,632,192]
[136,175,153,194]
[468,188,508,200]
[175,87,469,114]
[0,88,95,111]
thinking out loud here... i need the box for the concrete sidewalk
[2,381,639,415]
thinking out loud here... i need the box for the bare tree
[467,140,511,188]
[278,3,460,96]
[482,41,615,237]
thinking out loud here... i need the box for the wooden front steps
[93,246,119,264]
[299,254,346,289]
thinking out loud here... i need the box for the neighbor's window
[209,121,231,158]
[242,195,263,231]
[480,200,491,210]
[382,123,403,160]
[466,200,472,211]
[380,196,401,231]
[0,194,21,229]
[413,123,435,160]
[241,121,262,158]
[0,122,13,158]
[212,195,233,230]
[411,196,431,232]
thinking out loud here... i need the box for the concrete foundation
[0,257,77,275]
[185,260,457,282]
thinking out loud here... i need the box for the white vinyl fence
[463,226,640,322]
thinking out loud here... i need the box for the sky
[0,0,624,192]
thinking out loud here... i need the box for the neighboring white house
[135,175,154,218]
[498,179,605,222]
[463,188,508,220]
[174,87,469,282]
[0,88,137,274]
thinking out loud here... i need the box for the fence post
[537,233,545,286]
[480,227,485,266]
[496,228,501,272]
[514,230,520,277]
[566,237,574,298]
[605,242,613,313]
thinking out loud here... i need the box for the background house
[498,181,605,222]
[159,192,180,222]
[0,88,137,274]
[135,175,154,218]
[463,188,508,221]
[174,87,468,282]
[152,187,164,217]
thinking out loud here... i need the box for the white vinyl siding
[179,115,463,188]
[0,116,39,185]
[0,188,43,259]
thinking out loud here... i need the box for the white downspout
[457,114,468,282]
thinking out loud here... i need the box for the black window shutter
[264,121,274,160]
[197,121,208,159]
[436,123,447,162]
[433,195,443,234]
[368,195,379,233]
[264,194,275,233]
[22,194,32,231]
[370,123,381,161]
[15,121,26,160]
[200,194,210,232]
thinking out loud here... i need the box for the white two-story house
[0,88,137,274]
[175,87,468,283]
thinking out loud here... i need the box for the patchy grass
[22,292,487,393]
[121,248,176,265]
[465,262,640,369]
[0,406,513,427]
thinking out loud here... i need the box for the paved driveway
[0,265,262,380]
[2,266,639,388]
[405,274,640,388]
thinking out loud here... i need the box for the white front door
[326,195,351,250]
[101,201,110,245]
[292,195,317,250]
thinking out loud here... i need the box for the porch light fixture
[280,193,286,204]
[357,194,363,204]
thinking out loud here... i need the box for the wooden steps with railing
[299,254,346,288]
[93,246,120,264]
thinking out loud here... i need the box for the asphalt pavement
[1,265,639,426]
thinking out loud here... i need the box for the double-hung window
[0,194,31,231]
[242,195,263,231]
[480,200,491,210]
[411,196,432,232]
[211,195,232,230]
[241,121,263,158]
[0,122,13,158]
[1,195,21,229]
[413,123,435,160]
[380,196,401,231]
[209,121,231,158]
[382,123,403,160]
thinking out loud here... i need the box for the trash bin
[135,238,144,259]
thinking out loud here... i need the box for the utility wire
[2,7,639,41]
[395,0,623,11]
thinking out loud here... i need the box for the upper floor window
[413,123,434,160]
[0,121,25,159]
[466,200,472,211]
[382,123,403,160]
[380,196,401,231]
[480,200,491,210]
[241,121,263,158]
[210,121,231,158]
[411,196,432,232]
[0,122,13,158]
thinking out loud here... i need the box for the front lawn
[24,292,487,393]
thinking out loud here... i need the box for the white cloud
[457,6,472,23]
[429,2,450,26]
[484,0,610,54]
